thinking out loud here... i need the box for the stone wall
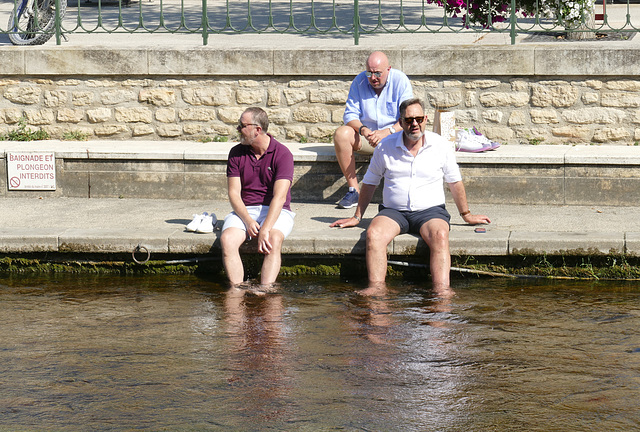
[3,76,640,145]
[2,47,640,145]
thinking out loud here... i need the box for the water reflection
[0,275,638,431]
[222,285,291,422]
[350,283,397,345]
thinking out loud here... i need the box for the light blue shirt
[343,69,414,131]
[362,131,462,212]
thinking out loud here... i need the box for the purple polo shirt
[226,135,294,211]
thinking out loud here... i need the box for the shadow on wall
[290,145,382,204]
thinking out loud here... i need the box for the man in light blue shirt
[333,51,413,209]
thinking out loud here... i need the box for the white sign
[6,152,56,191]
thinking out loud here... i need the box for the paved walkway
[2,197,640,259]
[1,1,638,48]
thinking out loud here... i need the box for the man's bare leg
[220,227,247,286]
[420,219,452,292]
[366,215,401,284]
[333,125,361,191]
[259,229,285,285]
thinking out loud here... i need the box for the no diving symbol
[9,177,20,189]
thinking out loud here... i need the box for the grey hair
[399,98,424,119]
[243,107,269,133]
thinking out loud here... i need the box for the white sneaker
[455,129,492,153]
[196,213,217,234]
[471,127,501,150]
[186,212,207,232]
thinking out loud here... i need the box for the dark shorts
[376,204,451,235]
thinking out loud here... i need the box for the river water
[0,273,639,431]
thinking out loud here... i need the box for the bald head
[366,51,389,70]
[365,51,391,92]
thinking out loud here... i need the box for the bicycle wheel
[8,0,67,46]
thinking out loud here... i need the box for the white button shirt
[362,131,462,211]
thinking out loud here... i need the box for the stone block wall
[2,46,640,145]
[3,76,640,145]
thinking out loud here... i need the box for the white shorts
[222,205,296,239]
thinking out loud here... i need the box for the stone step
[1,198,639,258]
[2,141,640,206]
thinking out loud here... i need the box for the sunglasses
[365,71,383,78]
[237,123,258,131]
[403,116,425,124]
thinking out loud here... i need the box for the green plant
[429,0,594,28]
[299,136,308,144]
[527,137,544,145]
[554,0,595,28]
[198,135,228,143]
[0,117,49,141]
[579,259,599,279]
[62,130,89,141]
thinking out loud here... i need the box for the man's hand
[462,213,491,225]
[257,229,273,254]
[246,219,261,238]
[330,217,360,228]
[362,128,389,147]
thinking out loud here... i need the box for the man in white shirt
[333,51,413,209]
[331,98,490,291]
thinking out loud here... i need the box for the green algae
[2,254,640,280]
[0,256,201,275]
[280,264,342,276]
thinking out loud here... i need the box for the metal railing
[1,0,639,46]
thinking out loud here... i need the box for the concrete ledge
[510,232,625,256]
[406,47,536,76]
[626,233,640,256]
[4,141,640,164]
[1,198,639,259]
[3,46,640,77]
[0,226,637,257]
[3,142,640,205]
[0,228,59,253]
[58,228,173,253]
[532,47,640,76]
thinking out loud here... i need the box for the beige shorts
[355,134,376,155]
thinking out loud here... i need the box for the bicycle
[8,0,67,45]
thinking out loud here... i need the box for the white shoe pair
[455,128,500,153]
[186,212,217,233]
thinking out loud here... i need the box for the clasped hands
[247,219,273,255]
[360,126,390,148]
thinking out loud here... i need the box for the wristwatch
[388,126,396,134]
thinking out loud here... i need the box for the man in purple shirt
[221,107,295,287]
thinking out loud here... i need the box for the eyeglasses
[365,71,383,78]
[237,123,258,131]
[403,116,425,124]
